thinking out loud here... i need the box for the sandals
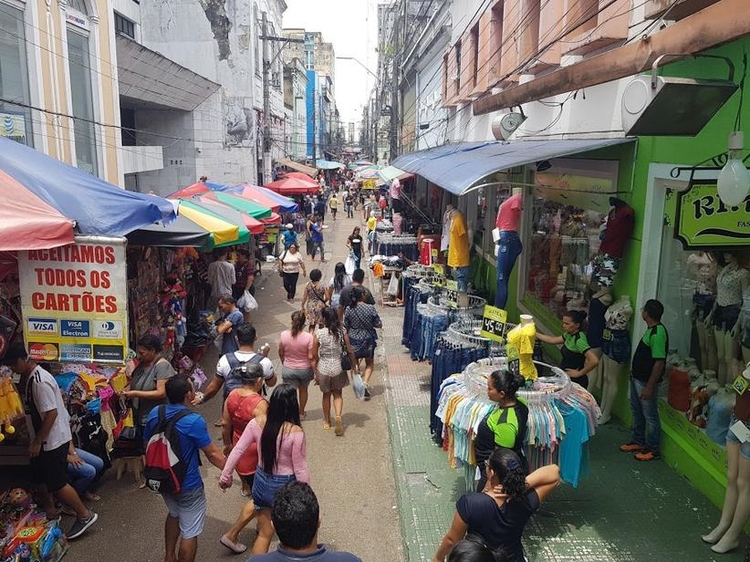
[322,422,331,430]
[334,416,344,437]
[220,535,248,554]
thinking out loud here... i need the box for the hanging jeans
[629,378,662,453]
[495,231,523,309]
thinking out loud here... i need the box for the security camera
[491,111,526,141]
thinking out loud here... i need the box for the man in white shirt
[3,344,98,540]
[207,249,236,305]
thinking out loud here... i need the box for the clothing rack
[436,360,600,490]
[427,293,487,319]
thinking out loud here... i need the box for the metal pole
[262,11,272,185]
[389,0,403,163]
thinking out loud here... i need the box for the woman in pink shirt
[278,311,314,418]
[220,384,309,555]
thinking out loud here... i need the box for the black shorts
[32,442,70,492]
[241,473,256,488]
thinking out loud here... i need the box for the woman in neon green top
[536,310,599,389]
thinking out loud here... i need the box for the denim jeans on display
[629,378,662,453]
[419,314,449,361]
[495,231,523,309]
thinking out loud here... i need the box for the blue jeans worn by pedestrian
[629,378,662,453]
[495,230,522,309]
[67,448,104,496]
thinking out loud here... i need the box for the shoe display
[67,511,98,540]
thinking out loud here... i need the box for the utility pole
[389,0,405,164]
[262,12,271,185]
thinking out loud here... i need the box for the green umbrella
[178,200,250,246]
[212,192,272,219]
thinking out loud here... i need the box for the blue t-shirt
[221,309,244,355]
[282,230,297,248]
[143,404,212,492]
[250,545,362,562]
[311,223,323,243]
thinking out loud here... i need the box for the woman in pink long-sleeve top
[219,384,309,555]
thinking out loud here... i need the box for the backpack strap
[226,352,241,373]
[160,408,198,460]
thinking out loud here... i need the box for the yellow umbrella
[176,201,241,246]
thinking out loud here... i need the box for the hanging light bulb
[717,131,750,207]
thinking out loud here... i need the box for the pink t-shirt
[279,330,313,369]
[496,193,523,231]
[220,419,309,485]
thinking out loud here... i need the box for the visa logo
[28,319,57,333]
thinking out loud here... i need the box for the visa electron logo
[27,318,57,334]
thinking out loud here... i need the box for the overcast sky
[283,0,379,127]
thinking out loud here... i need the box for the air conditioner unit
[621,74,737,136]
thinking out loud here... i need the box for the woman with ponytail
[433,449,560,562]
[473,369,529,493]
[536,309,599,389]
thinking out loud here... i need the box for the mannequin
[687,251,718,372]
[590,198,635,289]
[702,362,750,553]
[737,289,750,363]
[587,286,614,396]
[447,209,471,307]
[440,204,454,256]
[506,315,537,381]
[597,295,633,425]
[495,190,523,309]
[705,253,749,385]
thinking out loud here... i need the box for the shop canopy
[276,158,317,177]
[194,197,265,234]
[0,169,76,250]
[0,136,175,236]
[175,200,250,246]
[316,159,344,170]
[265,173,321,196]
[167,181,230,198]
[201,192,272,220]
[224,184,282,213]
[378,165,413,184]
[248,185,298,213]
[392,138,636,196]
[355,167,382,180]
[349,160,373,169]
[126,214,212,248]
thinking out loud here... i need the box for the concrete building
[0,0,122,184]
[112,0,286,194]
[283,58,308,161]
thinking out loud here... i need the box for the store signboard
[674,180,750,248]
[18,237,128,364]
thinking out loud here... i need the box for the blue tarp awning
[392,138,635,196]
[0,136,175,236]
[316,159,344,170]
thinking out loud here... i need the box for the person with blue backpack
[143,375,226,562]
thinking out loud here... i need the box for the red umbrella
[265,173,320,196]
[261,212,282,225]
[0,169,75,250]
[167,182,210,198]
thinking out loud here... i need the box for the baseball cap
[285,223,294,229]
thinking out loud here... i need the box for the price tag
[480,305,508,343]
[446,280,458,308]
[431,263,445,277]
[733,375,749,395]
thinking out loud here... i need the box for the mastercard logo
[29,343,59,361]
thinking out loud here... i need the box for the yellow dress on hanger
[506,323,537,380]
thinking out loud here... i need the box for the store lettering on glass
[692,193,750,221]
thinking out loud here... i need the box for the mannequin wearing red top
[590,198,634,288]
[495,192,523,309]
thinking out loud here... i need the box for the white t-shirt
[216,351,274,380]
[27,367,71,451]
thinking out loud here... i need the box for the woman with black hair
[536,310,599,389]
[301,269,327,331]
[219,384,309,556]
[311,306,355,436]
[446,540,496,562]
[343,286,382,398]
[473,369,528,493]
[434,449,560,562]
[326,262,352,310]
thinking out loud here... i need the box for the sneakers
[363,386,371,399]
[67,511,98,540]
[634,450,661,462]
[619,442,644,453]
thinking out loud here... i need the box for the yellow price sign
[480,305,508,343]
[446,280,458,308]
[431,263,445,276]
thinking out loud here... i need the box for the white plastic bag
[345,254,356,276]
[352,373,366,401]
[238,290,258,312]
[385,273,399,296]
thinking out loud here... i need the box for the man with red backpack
[143,375,225,562]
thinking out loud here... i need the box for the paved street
[62,209,744,561]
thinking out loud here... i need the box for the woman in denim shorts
[219,385,309,556]
[703,368,750,553]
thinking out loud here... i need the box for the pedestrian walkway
[375,302,746,561]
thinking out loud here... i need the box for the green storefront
[467,37,750,509]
